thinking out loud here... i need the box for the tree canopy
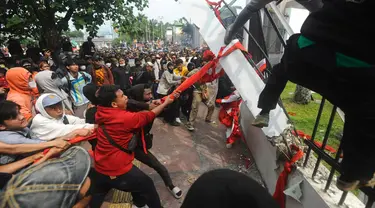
[0,0,148,49]
[64,30,84,38]
[115,14,168,43]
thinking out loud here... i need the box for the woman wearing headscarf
[6,67,38,122]
[34,70,74,114]
[127,83,183,199]
[156,62,182,126]
[30,93,94,141]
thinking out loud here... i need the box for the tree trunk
[41,26,61,51]
[293,85,311,104]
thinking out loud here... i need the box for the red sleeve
[127,111,156,131]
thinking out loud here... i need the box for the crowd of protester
[0,37,243,208]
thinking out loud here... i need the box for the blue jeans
[0,146,91,208]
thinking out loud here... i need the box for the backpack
[65,72,90,93]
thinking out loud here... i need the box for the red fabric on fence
[205,0,224,24]
[273,145,304,208]
[291,130,338,154]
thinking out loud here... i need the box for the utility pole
[152,20,154,42]
[145,23,148,42]
[158,16,164,40]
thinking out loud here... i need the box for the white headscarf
[35,93,65,121]
[34,70,74,112]
[31,93,94,141]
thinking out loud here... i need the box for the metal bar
[218,1,268,81]
[365,197,375,208]
[324,142,344,192]
[360,187,375,204]
[221,0,273,68]
[312,106,336,179]
[303,98,326,167]
[220,0,295,157]
[263,8,287,48]
[320,106,337,149]
[268,2,294,36]
[276,0,284,5]
[339,191,348,206]
[303,139,341,171]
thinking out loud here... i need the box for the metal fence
[303,98,375,208]
[214,0,375,207]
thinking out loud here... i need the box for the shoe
[252,113,269,128]
[186,123,195,131]
[336,174,375,191]
[226,143,233,149]
[168,186,183,199]
[176,117,182,123]
[169,121,180,126]
[205,119,216,124]
[132,205,149,208]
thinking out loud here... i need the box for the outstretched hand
[164,92,181,105]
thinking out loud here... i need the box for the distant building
[71,37,114,49]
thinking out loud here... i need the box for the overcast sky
[143,0,186,23]
[92,0,187,35]
[84,0,307,36]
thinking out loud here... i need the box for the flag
[256,58,267,72]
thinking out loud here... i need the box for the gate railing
[210,0,375,207]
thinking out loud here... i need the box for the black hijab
[126,83,152,102]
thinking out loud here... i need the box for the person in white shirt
[31,93,94,141]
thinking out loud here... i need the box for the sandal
[168,186,183,199]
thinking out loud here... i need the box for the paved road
[101,105,262,208]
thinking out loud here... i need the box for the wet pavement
[102,105,263,208]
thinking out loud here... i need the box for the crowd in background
[0,36,243,208]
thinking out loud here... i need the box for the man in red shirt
[90,85,178,208]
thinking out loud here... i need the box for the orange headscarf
[6,67,34,121]
[6,67,32,95]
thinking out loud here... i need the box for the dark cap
[65,58,78,67]
[92,55,102,61]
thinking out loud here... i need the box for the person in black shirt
[62,37,73,53]
[81,37,96,57]
[134,62,155,85]
[126,84,183,199]
[112,58,132,92]
[225,0,375,191]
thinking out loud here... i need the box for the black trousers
[259,34,375,181]
[135,147,174,188]
[158,93,180,123]
[180,88,194,120]
[89,166,162,208]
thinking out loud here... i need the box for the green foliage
[116,14,168,42]
[112,34,131,47]
[0,0,148,48]
[281,82,344,151]
[20,38,38,46]
[64,30,84,38]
